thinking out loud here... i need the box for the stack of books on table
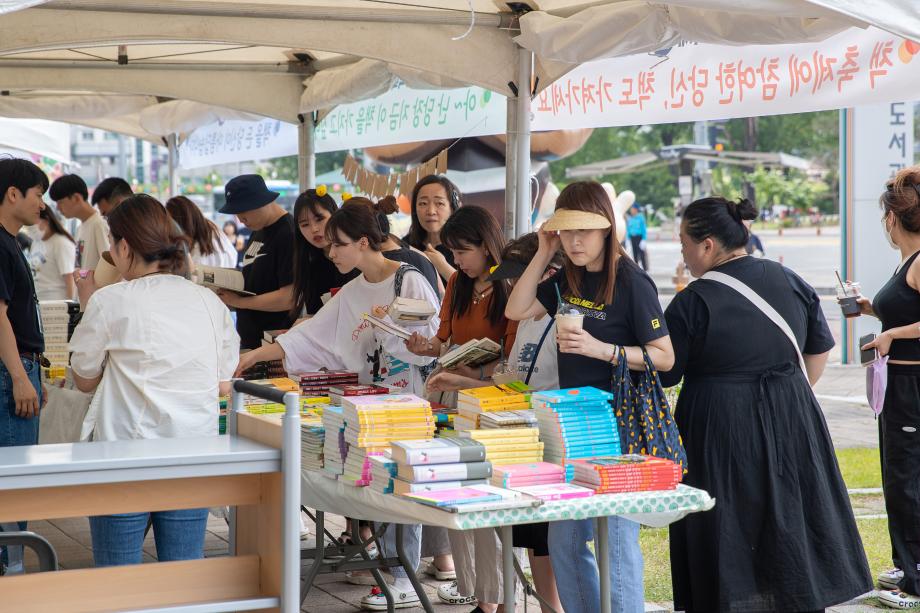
[302,419,325,472]
[455,383,532,432]
[568,455,682,494]
[459,427,544,464]
[291,370,359,397]
[240,357,287,380]
[478,409,538,429]
[491,462,567,488]
[321,406,347,479]
[40,300,80,368]
[339,394,435,487]
[241,378,300,413]
[369,456,399,494]
[390,437,492,496]
[511,483,595,501]
[430,401,456,432]
[328,383,390,406]
[532,387,620,482]
[402,483,535,512]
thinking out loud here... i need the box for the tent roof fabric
[0,1,917,140]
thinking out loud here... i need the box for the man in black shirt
[216,175,295,350]
[0,158,48,572]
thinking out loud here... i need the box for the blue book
[532,387,614,405]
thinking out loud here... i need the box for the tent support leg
[298,113,316,190]
[166,133,178,199]
[514,46,534,237]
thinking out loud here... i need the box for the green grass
[638,447,885,603]
[836,447,882,489]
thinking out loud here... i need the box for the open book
[195,265,255,296]
[362,313,413,341]
[390,297,436,323]
[438,338,502,369]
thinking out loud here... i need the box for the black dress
[661,257,871,613]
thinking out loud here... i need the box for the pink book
[403,486,503,507]
[512,483,594,501]
[492,462,566,479]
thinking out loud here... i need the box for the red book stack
[567,455,682,494]
[291,370,359,397]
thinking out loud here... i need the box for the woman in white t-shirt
[35,207,76,300]
[69,194,240,568]
[166,195,237,269]
[425,233,564,613]
[236,197,441,610]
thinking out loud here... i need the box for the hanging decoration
[342,148,447,199]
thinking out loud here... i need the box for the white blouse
[70,274,239,442]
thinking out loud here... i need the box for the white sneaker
[880,568,905,590]
[423,561,457,581]
[360,585,420,610]
[879,589,920,609]
[437,580,477,606]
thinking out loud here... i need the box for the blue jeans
[548,517,644,613]
[90,508,208,567]
[0,356,42,570]
[378,522,421,583]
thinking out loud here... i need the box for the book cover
[439,339,502,369]
[392,478,489,495]
[458,385,528,407]
[391,438,487,465]
[492,462,566,478]
[342,394,430,410]
[531,387,614,405]
[459,427,539,441]
[512,483,594,501]
[362,312,413,340]
[403,486,503,507]
[398,461,492,483]
[438,497,543,514]
[196,265,255,295]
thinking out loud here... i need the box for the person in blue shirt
[625,204,648,270]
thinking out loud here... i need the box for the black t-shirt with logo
[0,226,44,354]
[536,257,667,391]
[238,214,296,349]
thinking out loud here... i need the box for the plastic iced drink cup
[556,305,584,333]
[837,282,862,318]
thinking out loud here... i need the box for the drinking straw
[555,282,563,309]
[834,270,847,294]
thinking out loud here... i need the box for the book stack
[391,437,492,494]
[40,300,80,368]
[455,383,531,431]
[291,370,359,397]
[340,394,435,487]
[302,421,325,472]
[459,427,543,464]
[532,387,620,482]
[512,483,595,501]
[321,406,347,479]
[478,409,538,429]
[240,358,287,380]
[241,378,300,413]
[328,383,390,406]
[568,455,682,494]
[430,401,456,432]
[491,462,567,489]
[370,456,399,494]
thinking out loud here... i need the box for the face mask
[882,215,898,250]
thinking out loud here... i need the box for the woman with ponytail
[69,194,240,567]
[660,196,871,612]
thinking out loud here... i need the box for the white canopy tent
[0,0,918,234]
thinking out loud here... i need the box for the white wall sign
[843,101,915,363]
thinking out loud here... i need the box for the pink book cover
[498,474,566,486]
[492,462,566,479]
[343,394,430,409]
[405,487,500,506]
[513,483,595,501]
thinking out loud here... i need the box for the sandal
[336,531,379,559]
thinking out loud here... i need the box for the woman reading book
[426,232,565,613]
[404,205,518,608]
[69,194,240,567]
[234,198,442,611]
[506,181,675,613]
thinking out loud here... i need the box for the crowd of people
[4,153,920,611]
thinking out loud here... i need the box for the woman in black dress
[661,196,871,612]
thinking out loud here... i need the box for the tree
[259,151,349,186]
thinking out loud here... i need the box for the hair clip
[342,192,352,202]
[315,184,328,197]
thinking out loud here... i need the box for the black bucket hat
[219,174,279,214]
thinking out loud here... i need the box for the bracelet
[609,344,620,365]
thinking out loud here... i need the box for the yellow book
[486,451,544,463]
[458,385,528,407]
[460,427,540,441]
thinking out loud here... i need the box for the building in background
[69,126,169,192]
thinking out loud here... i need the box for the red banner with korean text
[531,27,920,131]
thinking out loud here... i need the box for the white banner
[179,118,297,169]
[315,85,505,153]
[179,26,919,168]
[843,101,914,363]
[531,27,919,130]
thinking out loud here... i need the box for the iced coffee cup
[556,304,584,333]
[837,281,862,319]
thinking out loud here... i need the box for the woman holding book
[405,205,517,608]
[403,175,462,282]
[506,181,675,613]
[234,199,441,611]
[660,196,869,612]
[69,194,239,567]
[427,232,564,613]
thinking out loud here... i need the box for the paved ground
[13,226,892,611]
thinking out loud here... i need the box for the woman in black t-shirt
[507,181,673,613]
[403,175,461,282]
[661,196,870,612]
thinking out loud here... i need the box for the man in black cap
[216,174,295,350]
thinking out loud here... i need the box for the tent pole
[514,46,533,237]
[504,95,518,240]
[298,114,316,190]
[166,133,178,198]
